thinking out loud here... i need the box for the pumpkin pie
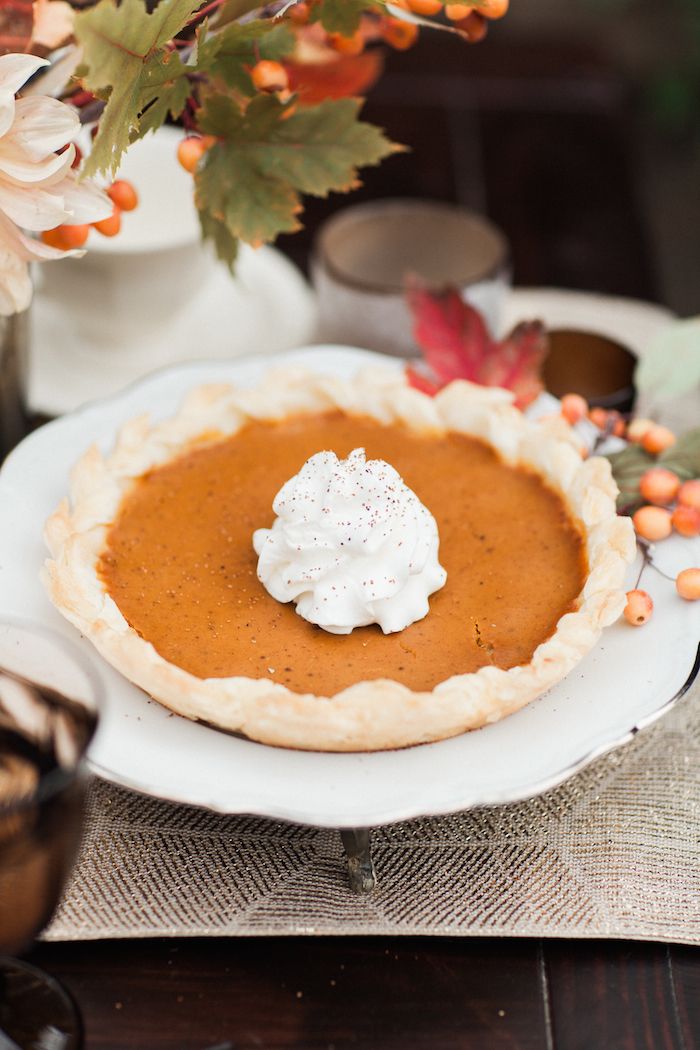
[42,369,635,751]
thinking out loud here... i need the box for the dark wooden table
[20,27,700,1049]
[26,937,700,1049]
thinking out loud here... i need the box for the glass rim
[312,198,511,296]
[0,615,102,816]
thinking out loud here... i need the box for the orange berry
[60,224,90,249]
[478,0,509,16]
[676,568,700,601]
[632,505,672,542]
[288,0,311,23]
[407,0,443,13]
[626,418,655,445]
[455,10,488,39]
[623,589,653,626]
[606,410,626,437]
[560,393,589,425]
[642,424,676,455]
[93,206,121,237]
[445,2,472,18]
[381,16,419,49]
[327,30,365,55]
[678,479,700,510]
[587,407,625,436]
[177,136,207,174]
[250,59,289,93]
[672,505,700,538]
[107,179,138,212]
[588,406,609,430]
[41,224,90,250]
[40,227,66,250]
[638,467,680,506]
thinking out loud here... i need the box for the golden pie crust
[42,369,635,751]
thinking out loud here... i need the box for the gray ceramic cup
[311,199,511,357]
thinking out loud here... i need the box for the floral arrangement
[0,0,509,314]
[0,53,111,314]
[405,283,700,619]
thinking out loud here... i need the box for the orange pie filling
[98,412,588,697]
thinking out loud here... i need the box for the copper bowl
[543,329,637,413]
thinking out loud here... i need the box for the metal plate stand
[340,828,376,894]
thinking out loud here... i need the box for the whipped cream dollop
[252,448,447,635]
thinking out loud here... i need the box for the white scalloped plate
[2,340,699,828]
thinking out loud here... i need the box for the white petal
[0,181,70,231]
[55,172,112,224]
[0,93,16,140]
[0,140,74,185]
[0,248,32,315]
[20,47,82,101]
[0,55,49,98]
[0,210,83,262]
[11,97,80,159]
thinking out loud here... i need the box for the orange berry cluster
[286,0,508,56]
[633,477,700,541]
[559,394,700,621]
[40,180,138,250]
[289,4,421,54]
[389,0,509,43]
[626,459,700,622]
[560,394,677,454]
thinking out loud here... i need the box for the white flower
[0,53,112,315]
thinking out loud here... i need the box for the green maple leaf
[137,51,191,138]
[312,0,379,35]
[199,210,239,271]
[196,19,294,96]
[75,0,201,176]
[212,0,263,23]
[195,92,397,260]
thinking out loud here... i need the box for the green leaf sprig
[74,0,399,266]
[607,427,700,514]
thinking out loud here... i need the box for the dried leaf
[406,285,548,409]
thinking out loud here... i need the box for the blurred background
[280,0,700,318]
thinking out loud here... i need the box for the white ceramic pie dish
[1,345,699,827]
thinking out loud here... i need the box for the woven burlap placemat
[45,679,700,944]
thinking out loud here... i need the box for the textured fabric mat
[45,680,700,945]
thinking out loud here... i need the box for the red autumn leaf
[0,0,33,56]
[286,50,384,104]
[406,285,549,409]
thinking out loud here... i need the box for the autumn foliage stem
[187,0,227,25]
[635,538,676,586]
